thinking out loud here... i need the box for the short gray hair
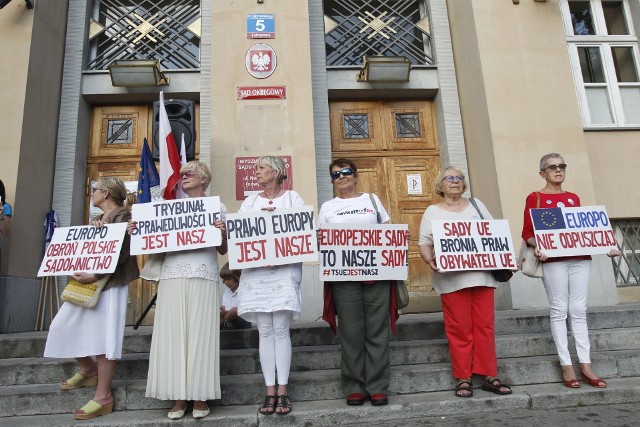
[434,166,467,197]
[256,156,288,184]
[539,153,564,171]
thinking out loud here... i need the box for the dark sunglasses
[330,168,354,181]
[543,163,567,172]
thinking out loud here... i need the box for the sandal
[276,395,292,415]
[481,377,512,395]
[455,379,473,398]
[258,395,276,415]
[73,399,113,420]
[60,372,98,390]
[579,367,607,388]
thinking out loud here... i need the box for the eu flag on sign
[137,138,160,204]
[531,208,566,231]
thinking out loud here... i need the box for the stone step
[0,349,638,418]
[2,326,639,387]
[2,376,640,426]
[2,304,640,360]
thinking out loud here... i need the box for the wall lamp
[108,59,169,87]
[357,55,412,83]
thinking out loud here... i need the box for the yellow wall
[210,1,318,211]
[0,2,33,206]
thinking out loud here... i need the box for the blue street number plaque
[247,14,275,39]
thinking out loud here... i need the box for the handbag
[468,198,513,283]
[519,241,543,278]
[369,194,410,309]
[61,274,111,308]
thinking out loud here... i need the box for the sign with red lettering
[531,206,617,257]
[432,220,517,272]
[37,223,128,277]
[318,224,409,281]
[226,206,317,269]
[237,86,286,100]
[130,196,222,255]
[235,156,292,200]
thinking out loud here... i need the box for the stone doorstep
[3,305,640,360]
[0,350,639,417]
[3,326,640,387]
[2,378,640,427]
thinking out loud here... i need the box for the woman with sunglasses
[318,158,393,407]
[521,153,619,389]
[418,166,512,398]
[236,155,303,416]
[44,177,139,420]
[139,161,227,420]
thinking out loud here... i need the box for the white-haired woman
[139,160,227,420]
[419,166,512,398]
[237,155,303,416]
[44,177,139,420]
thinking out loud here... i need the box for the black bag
[469,198,513,283]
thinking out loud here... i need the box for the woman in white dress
[140,161,227,420]
[44,177,139,420]
[237,156,303,415]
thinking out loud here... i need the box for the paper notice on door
[407,174,422,195]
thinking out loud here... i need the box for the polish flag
[158,91,182,200]
[175,133,188,199]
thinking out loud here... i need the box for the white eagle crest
[251,51,271,71]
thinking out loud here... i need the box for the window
[611,219,640,285]
[562,0,640,127]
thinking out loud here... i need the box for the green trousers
[332,281,391,396]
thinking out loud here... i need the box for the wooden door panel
[330,102,383,152]
[90,106,149,159]
[383,101,438,151]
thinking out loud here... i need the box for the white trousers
[256,311,292,386]
[541,259,592,366]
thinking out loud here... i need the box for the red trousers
[441,286,497,379]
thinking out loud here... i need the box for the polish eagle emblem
[250,50,272,72]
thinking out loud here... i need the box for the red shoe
[563,378,580,388]
[346,393,365,406]
[369,393,388,406]
[579,367,607,388]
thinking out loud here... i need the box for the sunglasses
[543,163,567,172]
[442,175,464,182]
[181,170,198,179]
[330,168,354,181]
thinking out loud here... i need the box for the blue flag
[531,208,566,231]
[137,138,160,203]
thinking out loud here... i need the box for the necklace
[264,187,282,205]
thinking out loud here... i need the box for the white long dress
[236,191,303,323]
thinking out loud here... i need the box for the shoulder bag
[469,198,513,283]
[61,274,111,308]
[369,194,410,309]
[520,192,544,278]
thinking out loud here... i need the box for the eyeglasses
[181,170,198,179]
[92,187,104,193]
[543,163,567,172]
[330,168,354,181]
[442,175,464,183]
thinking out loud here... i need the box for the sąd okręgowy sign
[318,223,409,281]
[531,205,618,257]
[431,219,517,272]
[38,223,128,277]
[130,196,223,255]
[226,206,317,269]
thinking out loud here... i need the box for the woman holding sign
[521,153,619,389]
[140,161,227,420]
[418,166,512,398]
[44,177,139,420]
[236,156,303,416]
[318,158,393,407]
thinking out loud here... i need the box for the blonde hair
[256,156,287,184]
[434,166,467,197]
[181,160,212,190]
[96,177,129,207]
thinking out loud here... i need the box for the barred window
[611,219,640,285]
[87,0,201,71]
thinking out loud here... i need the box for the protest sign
[130,196,222,255]
[38,223,128,277]
[318,223,409,281]
[226,205,317,269]
[531,205,617,257]
[432,219,517,272]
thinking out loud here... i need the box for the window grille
[611,219,640,286]
[324,0,433,67]
[87,0,201,71]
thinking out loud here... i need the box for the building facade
[1,0,638,332]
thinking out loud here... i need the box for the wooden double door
[330,100,441,307]
[87,104,199,325]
